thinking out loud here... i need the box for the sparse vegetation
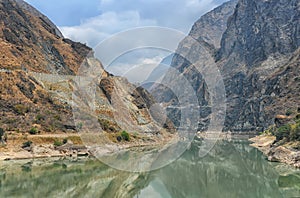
[290,123,300,141]
[0,128,5,143]
[286,109,293,116]
[35,114,45,123]
[273,124,291,141]
[53,115,61,121]
[261,125,275,135]
[98,119,110,131]
[271,114,300,143]
[98,119,119,133]
[13,104,29,115]
[76,123,83,130]
[132,132,139,139]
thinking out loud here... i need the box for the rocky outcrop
[250,135,300,168]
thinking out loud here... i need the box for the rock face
[217,0,300,67]
[189,0,239,49]
[0,0,173,140]
[153,0,300,132]
[217,0,300,132]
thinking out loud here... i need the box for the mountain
[0,0,173,145]
[152,0,300,132]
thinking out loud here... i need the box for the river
[0,140,299,198]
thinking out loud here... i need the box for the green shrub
[29,127,38,135]
[63,138,68,144]
[54,140,63,147]
[22,141,32,148]
[274,124,291,141]
[121,131,130,141]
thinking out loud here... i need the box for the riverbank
[0,133,87,161]
[0,131,176,161]
[250,135,300,168]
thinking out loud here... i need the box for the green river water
[0,140,299,198]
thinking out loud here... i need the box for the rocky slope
[152,0,300,133]
[0,0,91,74]
[0,0,173,151]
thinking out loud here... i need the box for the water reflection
[0,140,299,198]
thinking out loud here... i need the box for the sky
[25,0,228,47]
[24,0,228,83]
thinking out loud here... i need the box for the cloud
[109,56,164,84]
[25,0,101,26]
[59,0,227,47]
[97,0,223,31]
[60,11,157,47]
[106,49,170,83]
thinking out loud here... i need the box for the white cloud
[60,11,157,47]
[106,49,170,83]
[109,57,163,84]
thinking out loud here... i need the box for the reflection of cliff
[152,141,287,198]
[0,159,151,198]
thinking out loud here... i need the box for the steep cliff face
[217,0,300,131]
[0,0,173,140]
[153,0,300,132]
[189,0,238,49]
[151,0,238,130]
[217,0,300,68]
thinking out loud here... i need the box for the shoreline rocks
[250,135,300,168]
